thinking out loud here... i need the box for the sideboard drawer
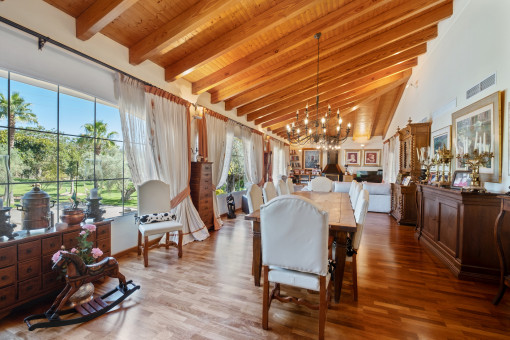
[18,258,41,281]
[18,240,41,261]
[0,246,16,268]
[42,271,62,291]
[41,254,54,273]
[18,277,41,301]
[96,224,110,240]
[42,235,61,255]
[0,285,15,309]
[96,238,111,254]
[0,266,16,288]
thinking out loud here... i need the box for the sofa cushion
[363,182,391,195]
[333,181,351,193]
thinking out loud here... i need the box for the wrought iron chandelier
[286,32,351,148]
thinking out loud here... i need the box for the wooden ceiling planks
[42,0,453,140]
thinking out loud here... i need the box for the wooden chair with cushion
[276,179,289,196]
[286,177,295,194]
[263,181,277,203]
[137,180,183,267]
[261,195,331,339]
[311,176,332,192]
[348,189,369,301]
[350,182,362,208]
[247,183,264,213]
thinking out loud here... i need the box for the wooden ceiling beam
[76,0,138,41]
[246,59,417,122]
[236,53,419,118]
[129,0,236,65]
[254,71,407,126]
[191,0,392,94]
[218,1,451,107]
[383,83,407,137]
[270,72,411,134]
[221,24,437,110]
[164,0,321,81]
[368,97,383,140]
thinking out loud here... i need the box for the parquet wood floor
[1,213,509,339]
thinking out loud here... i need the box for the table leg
[252,221,261,287]
[334,231,347,303]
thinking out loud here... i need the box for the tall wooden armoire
[190,162,214,230]
[390,120,431,225]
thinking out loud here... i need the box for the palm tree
[77,121,119,155]
[0,92,38,149]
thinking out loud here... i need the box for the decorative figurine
[0,206,17,239]
[226,193,236,219]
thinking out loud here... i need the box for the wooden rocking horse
[24,252,140,331]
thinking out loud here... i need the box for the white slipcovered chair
[310,176,333,192]
[263,181,277,203]
[333,181,351,193]
[362,182,391,213]
[247,184,264,213]
[348,180,357,197]
[260,195,330,339]
[137,180,183,267]
[350,182,362,208]
[286,177,295,194]
[276,179,289,195]
[348,189,369,301]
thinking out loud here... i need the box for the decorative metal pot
[16,184,55,230]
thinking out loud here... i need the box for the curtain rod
[0,16,153,87]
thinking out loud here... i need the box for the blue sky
[0,78,122,140]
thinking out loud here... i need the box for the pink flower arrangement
[51,224,103,268]
[91,248,103,259]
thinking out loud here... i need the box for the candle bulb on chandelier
[337,108,340,120]
[347,123,351,128]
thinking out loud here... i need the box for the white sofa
[362,182,391,213]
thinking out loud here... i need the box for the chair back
[261,195,329,276]
[350,182,362,208]
[348,180,357,196]
[276,179,289,195]
[263,181,278,203]
[353,190,369,250]
[286,178,295,194]
[310,177,332,192]
[138,180,171,215]
[247,184,264,213]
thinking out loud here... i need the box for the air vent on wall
[466,73,496,99]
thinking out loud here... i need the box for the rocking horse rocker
[24,252,140,331]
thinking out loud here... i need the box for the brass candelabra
[417,147,435,184]
[456,149,494,192]
[435,146,453,187]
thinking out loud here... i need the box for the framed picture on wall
[344,150,361,166]
[452,91,502,183]
[431,125,451,155]
[302,149,321,169]
[362,149,381,166]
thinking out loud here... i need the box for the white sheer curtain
[241,127,263,185]
[272,139,287,183]
[205,114,227,229]
[146,93,209,245]
[116,74,156,186]
[218,121,236,187]
[383,135,400,183]
[382,141,391,183]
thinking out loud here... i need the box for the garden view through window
[0,69,134,231]
[217,137,247,194]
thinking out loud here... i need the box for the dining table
[244,191,357,303]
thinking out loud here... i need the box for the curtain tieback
[170,186,191,208]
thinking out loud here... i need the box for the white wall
[385,0,510,193]
[0,0,289,254]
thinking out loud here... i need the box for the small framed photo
[362,149,381,166]
[401,176,411,186]
[345,150,361,166]
[451,170,471,189]
[428,172,437,185]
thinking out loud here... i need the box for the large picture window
[0,69,134,231]
[217,137,246,194]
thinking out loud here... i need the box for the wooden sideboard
[190,162,214,230]
[0,220,111,316]
[391,183,417,225]
[416,185,510,282]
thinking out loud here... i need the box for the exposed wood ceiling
[44,0,453,142]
